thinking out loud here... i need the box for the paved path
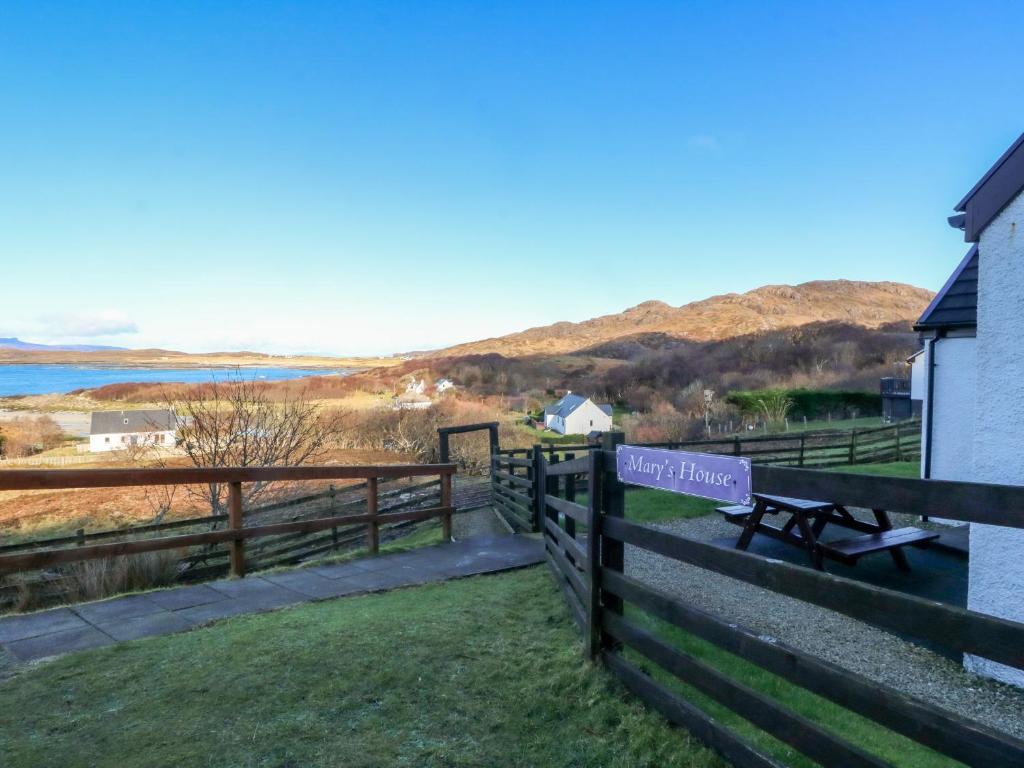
[0,534,542,664]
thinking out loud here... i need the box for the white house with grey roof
[89,409,176,453]
[921,131,1024,686]
[542,393,613,436]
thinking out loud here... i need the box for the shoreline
[0,362,358,371]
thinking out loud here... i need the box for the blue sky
[1,1,1021,355]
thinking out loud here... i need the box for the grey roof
[544,394,612,420]
[951,132,1024,242]
[90,409,175,435]
[915,246,978,331]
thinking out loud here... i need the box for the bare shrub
[0,415,64,458]
[622,400,701,443]
[58,549,182,604]
[157,375,348,517]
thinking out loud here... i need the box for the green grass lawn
[833,460,920,478]
[0,567,720,768]
[761,416,888,434]
[516,423,589,445]
[624,610,959,768]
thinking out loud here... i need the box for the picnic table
[717,493,938,571]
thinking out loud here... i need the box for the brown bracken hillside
[431,280,934,358]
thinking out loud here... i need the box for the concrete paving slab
[98,611,197,642]
[175,598,258,626]
[6,625,113,661]
[145,584,228,611]
[207,576,305,600]
[346,556,399,573]
[73,594,165,624]
[343,568,422,592]
[0,532,544,661]
[0,608,90,644]
[309,562,366,580]
[262,570,369,599]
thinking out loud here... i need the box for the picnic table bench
[716,493,938,571]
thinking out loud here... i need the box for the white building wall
[967,190,1024,686]
[920,336,976,482]
[89,430,175,453]
[563,401,613,436]
[909,352,925,402]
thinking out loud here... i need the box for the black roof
[914,246,978,331]
[90,409,175,435]
[951,132,1024,242]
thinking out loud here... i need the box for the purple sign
[616,445,752,505]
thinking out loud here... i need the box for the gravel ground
[625,513,1024,739]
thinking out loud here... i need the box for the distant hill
[430,280,934,358]
[0,337,128,353]
[0,340,396,371]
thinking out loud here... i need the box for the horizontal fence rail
[502,419,920,469]
[0,463,453,491]
[0,464,457,581]
[491,420,921,534]
[533,433,1024,768]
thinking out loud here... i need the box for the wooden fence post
[228,480,245,578]
[733,436,741,456]
[489,451,497,510]
[564,452,577,541]
[894,423,902,462]
[546,454,560,510]
[585,448,603,659]
[600,432,625,622]
[367,476,379,554]
[531,444,544,532]
[849,430,858,464]
[535,449,548,533]
[798,434,806,467]
[441,471,453,542]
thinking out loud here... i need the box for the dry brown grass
[0,447,417,544]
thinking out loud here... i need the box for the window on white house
[104,437,110,443]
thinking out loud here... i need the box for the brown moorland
[429,280,933,358]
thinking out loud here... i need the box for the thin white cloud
[34,310,138,338]
[688,134,720,151]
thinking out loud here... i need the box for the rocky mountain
[432,280,933,358]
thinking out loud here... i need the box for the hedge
[725,388,882,420]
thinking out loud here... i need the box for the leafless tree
[158,375,347,520]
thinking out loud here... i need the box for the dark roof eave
[912,321,977,333]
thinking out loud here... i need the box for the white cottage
[918,132,1024,686]
[89,409,176,453]
[542,393,613,436]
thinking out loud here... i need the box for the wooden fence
[0,464,456,584]
[492,420,920,533]
[540,435,1024,767]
